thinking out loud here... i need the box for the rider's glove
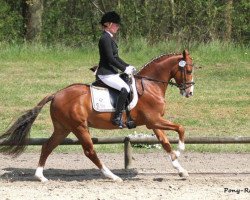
[124,65,136,75]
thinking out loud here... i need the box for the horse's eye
[186,70,192,74]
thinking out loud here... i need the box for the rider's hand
[124,65,136,75]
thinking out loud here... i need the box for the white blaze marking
[190,78,194,95]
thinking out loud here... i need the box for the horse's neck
[136,55,181,98]
[138,54,181,82]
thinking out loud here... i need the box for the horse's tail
[0,94,55,157]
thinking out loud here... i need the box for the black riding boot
[112,88,129,128]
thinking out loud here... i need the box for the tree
[23,0,44,42]
[224,0,233,42]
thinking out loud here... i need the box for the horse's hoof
[114,177,123,182]
[41,178,49,183]
[178,170,189,179]
[34,175,48,183]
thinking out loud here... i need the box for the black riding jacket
[96,31,129,75]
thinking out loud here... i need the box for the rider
[96,11,136,127]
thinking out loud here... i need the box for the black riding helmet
[100,11,121,26]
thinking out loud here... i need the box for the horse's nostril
[189,92,193,96]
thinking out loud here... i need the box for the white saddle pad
[90,75,138,112]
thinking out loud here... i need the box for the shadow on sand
[1,167,139,182]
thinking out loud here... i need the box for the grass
[0,40,249,153]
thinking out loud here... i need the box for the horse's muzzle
[181,85,194,98]
[186,91,193,98]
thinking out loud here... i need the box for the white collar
[105,30,113,38]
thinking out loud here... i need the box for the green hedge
[0,0,249,45]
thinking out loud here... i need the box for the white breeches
[98,74,130,92]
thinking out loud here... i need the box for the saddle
[90,74,138,112]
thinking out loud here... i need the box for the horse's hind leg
[73,125,122,182]
[35,124,69,182]
[153,129,189,179]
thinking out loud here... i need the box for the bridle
[134,60,195,91]
[169,61,195,91]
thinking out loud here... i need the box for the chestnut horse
[0,50,194,182]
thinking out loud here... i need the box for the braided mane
[138,52,182,73]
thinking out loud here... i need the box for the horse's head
[171,50,195,98]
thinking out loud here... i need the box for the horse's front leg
[153,129,189,179]
[148,118,186,154]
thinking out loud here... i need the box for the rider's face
[108,23,120,34]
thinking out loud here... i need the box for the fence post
[124,137,132,169]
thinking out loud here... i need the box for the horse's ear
[183,49,189,59]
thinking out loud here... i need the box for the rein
[134,74,171,96]
[134,75,169,84]
[134,75,168,96]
